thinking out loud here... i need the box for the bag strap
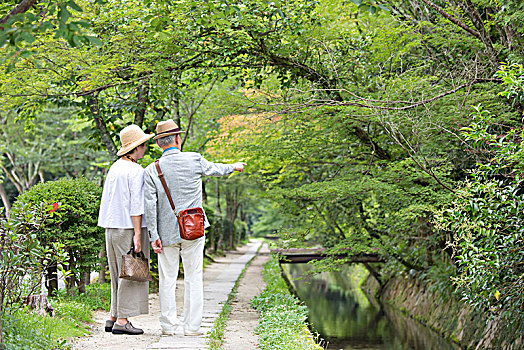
[155,160,178,216]
[126,247,148,260]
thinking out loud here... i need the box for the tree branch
[181,77,218,149]
[88,94,118,161]
[133,83,149,127]
[0,0,38,25]
[459,0,498,67]
[419,0,481,39]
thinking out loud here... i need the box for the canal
[282,263,460,350]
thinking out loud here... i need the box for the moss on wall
[363,275,524,349]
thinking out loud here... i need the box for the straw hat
[117,125,154,156]
[153,119,185,140]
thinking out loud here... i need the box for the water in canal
[282,263,460,350]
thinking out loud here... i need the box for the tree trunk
[65,253,75,292]
[174,97,181,132]
[46,263,58,297]
[459,0,498,67]
[98,249,107,284]
[202,179,208,205]
[215,179,224,250]
[0,182,11,218]
[363,262,383,293]
[0,288,4,345]
[134,84,148,127]
[225,186,240,223]
[215,179,222,215]
[89,95,118,161]
[78,271,90,294]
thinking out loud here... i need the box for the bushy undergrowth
[251,256,322,350]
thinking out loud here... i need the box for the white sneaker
[161,326,178,336]
[184,330,204,336]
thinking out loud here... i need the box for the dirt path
[71,240,266,350]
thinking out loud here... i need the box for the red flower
[50,203,59,213]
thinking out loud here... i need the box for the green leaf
[73,35,82,47]
[158,31,170,40]
[74,20,91,29]
[59,6,71,25]
[67,0,83,12]
[20,31,35,44]
[24,13,36,22]
[67,36,76,47]
[86,35,103,46]
[232,5,242,19]
[38,21,54,32]
[19,50,35,58]
[6,61,16,73]
[150,17,161,30]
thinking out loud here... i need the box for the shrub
[435,104,524,341]
[0,202,67,345]
[0,203,50,307]
[13,177,104,295]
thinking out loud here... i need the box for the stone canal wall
[363,275,523,349]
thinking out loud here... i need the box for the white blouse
[98,159,147,229]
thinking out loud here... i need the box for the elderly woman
[98,124,154,335]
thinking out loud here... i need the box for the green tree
[205,0,522,283]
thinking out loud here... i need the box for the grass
[51,283,111,321]
[206,242,262,350]
[2,308,87,350]
[250,256,323,350]
[1,283,111,349]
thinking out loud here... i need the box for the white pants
[158,236,205,333]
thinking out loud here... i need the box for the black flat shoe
[112,321,144,335]
[105,320,115,332]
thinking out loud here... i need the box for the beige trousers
[105,227,149,318]
[157,236,205,333]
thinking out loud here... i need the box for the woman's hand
[131,215,142,252]
[133,233,142,253]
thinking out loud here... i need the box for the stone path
[73,239,263,350]
[222,244,270,350]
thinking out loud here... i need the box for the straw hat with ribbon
[117,125,154,157]
[153,119,185,140]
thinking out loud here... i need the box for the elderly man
[144,119,245,336]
